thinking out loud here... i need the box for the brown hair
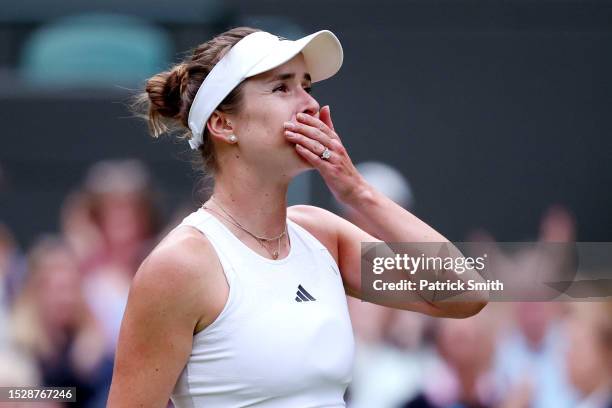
[131,26,261,176]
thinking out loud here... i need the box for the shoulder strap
[178,210,238,283]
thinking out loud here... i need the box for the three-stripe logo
[295,284,316,302]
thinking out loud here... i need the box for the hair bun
[145,64,189,120]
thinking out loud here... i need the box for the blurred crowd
[0,158,610,408]
[342,163,611,408]
[0,159,173,407]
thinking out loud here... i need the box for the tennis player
[107,27,487,407]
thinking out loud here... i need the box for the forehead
[250,53,309,82]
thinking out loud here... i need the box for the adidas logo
[295,284,316,302]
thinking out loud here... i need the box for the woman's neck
[209,171,290,238]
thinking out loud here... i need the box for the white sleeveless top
[170,208,355,408]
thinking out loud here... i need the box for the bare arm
[107,236,213,407]
[289,204,487,319]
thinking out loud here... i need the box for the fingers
[294,143,336,167]
[319,105,335,131]
[284,120,332,149]
[296,112,340,142]
[284,129,325,152]
[285,130,337,163]
[284,107,342,167]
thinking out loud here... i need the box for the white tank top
[170,208,355,408]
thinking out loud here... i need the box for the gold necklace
[202,197,287,260]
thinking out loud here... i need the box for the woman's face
[34,249,83,330]
[226,52,321,178]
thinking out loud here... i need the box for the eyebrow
[267,72,312,83]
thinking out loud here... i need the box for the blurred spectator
[462,205,580,407]
[75,159,162,356]
[60,190,104,268]
[492,302,577,408]
[60,187,127,355]
[82,159,161,275]
[566,302,612,408]
[539,204,576,242]
[466,204,577,301]
[399,309,498,408]
[0,223,41,399]
[467,204,575,245]
[10,235,112,407]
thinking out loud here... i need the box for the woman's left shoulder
[287,205,340,259]
[287,204,341,231]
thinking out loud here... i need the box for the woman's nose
[300,89,320,117]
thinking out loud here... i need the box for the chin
[294,149,314,170]
[281,148,313,178]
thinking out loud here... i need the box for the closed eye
[273,84,313,94]
[273,84,288,93]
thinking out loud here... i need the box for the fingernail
[285,130,296,138]
[297,113,305,120]
[284,121,294,129]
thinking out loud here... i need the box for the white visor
[187,29,343,150]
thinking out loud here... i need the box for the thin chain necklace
[201,196,288,260]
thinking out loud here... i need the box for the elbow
[456,300,488,318]
[434,299,488,319]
